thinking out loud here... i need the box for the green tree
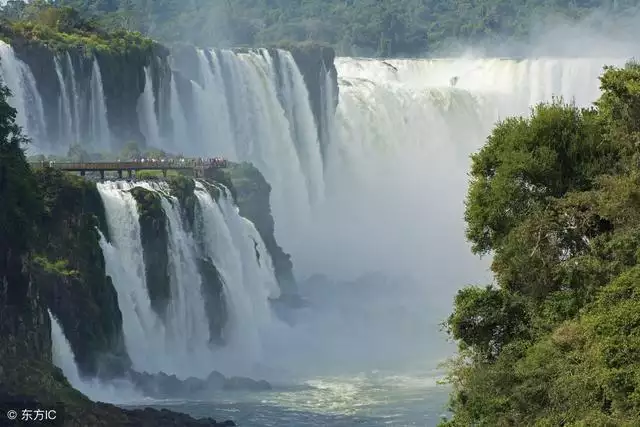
[442,62,640,426]
[0,84,41,258]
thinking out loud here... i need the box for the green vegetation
[4,0,629,56]
[32,256,79,277]
[441,62,640,426]
[0,1,157,56]
[32,167,129,378]
[168,174,197,228]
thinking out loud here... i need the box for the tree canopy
[0,0,635,56]
[441,62,640,426]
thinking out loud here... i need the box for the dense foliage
[441,62,640,426]
[0,0,156,56]
[0,0,626,56]
[0,84,41,262]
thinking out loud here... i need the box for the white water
[274,50,325,206]
[96,180,284,379]
[179,48,316,249]
[289,56,630,289]
[158,190,214,374]
[49,310,144,404]
[89,59,111,151]
[53,56,74,146]
[65,52,81,146]
[97,181,171,375]
[137,67,162,147]
[193,183,284,375]
[169,72,189,152]
[0,40,47,150]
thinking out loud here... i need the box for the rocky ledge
[126,370,271,399]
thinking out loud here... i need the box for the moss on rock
[129,187,171,318]
[32,168,129,379]
[0,359,235,426]
[168,175,197,230]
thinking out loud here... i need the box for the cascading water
[182,48,316,250]
[289,56,630,284]
[273,50,325,205]
[157,190,213,368]
[137,67,162,147]
[89,58,111,150]
[192,182,284,375]
[54,55,74,147]
[65,52,81,145]
[96,181,172,375]
[169,72,189,152]
[0,41,47,150]
[95,180,284,379]
[49,310,144,404]
[49,310,83,386]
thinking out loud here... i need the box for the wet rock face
[32,169,130,378]
[129,186,171,317]
[0,255,51,366]
[204,164,298,296]
[286,44,339,160]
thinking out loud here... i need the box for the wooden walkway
[29,160,224,179]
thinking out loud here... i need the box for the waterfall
[274,50,325,206]
[65,52,81,145]
[0,40,47,150]
[137,67,162,147]
[319,61,337,160]
[49,309,144,403]
[157,190,212,360]
[193,183,282,372]
[54,55,73,148]
[49,310,83,386]
[169,72,189,151]
[89,58,111,151]
[96,180,284,378]
[193,49,236,157]
[290,55,631,289]
[191,48,312,250]
[96,181,172,375]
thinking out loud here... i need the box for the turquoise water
[120,274,457,426]
[127,370,451,426]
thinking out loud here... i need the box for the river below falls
[121,369,450,426]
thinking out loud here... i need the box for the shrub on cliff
[441,62,640,425]
[0,2,159,58]
[0,84,41,259]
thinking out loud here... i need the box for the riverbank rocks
[126,369,272,399]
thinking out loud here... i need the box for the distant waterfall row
[71,180,283,379]
[0,41,329,251]
[0,42,111,152]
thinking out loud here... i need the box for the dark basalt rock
[0,386,236,427]
[126,369,272,399]
[271,42,339,160]
[204,164,298,297]
[129,186,171,317]
[196,257,228,344]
